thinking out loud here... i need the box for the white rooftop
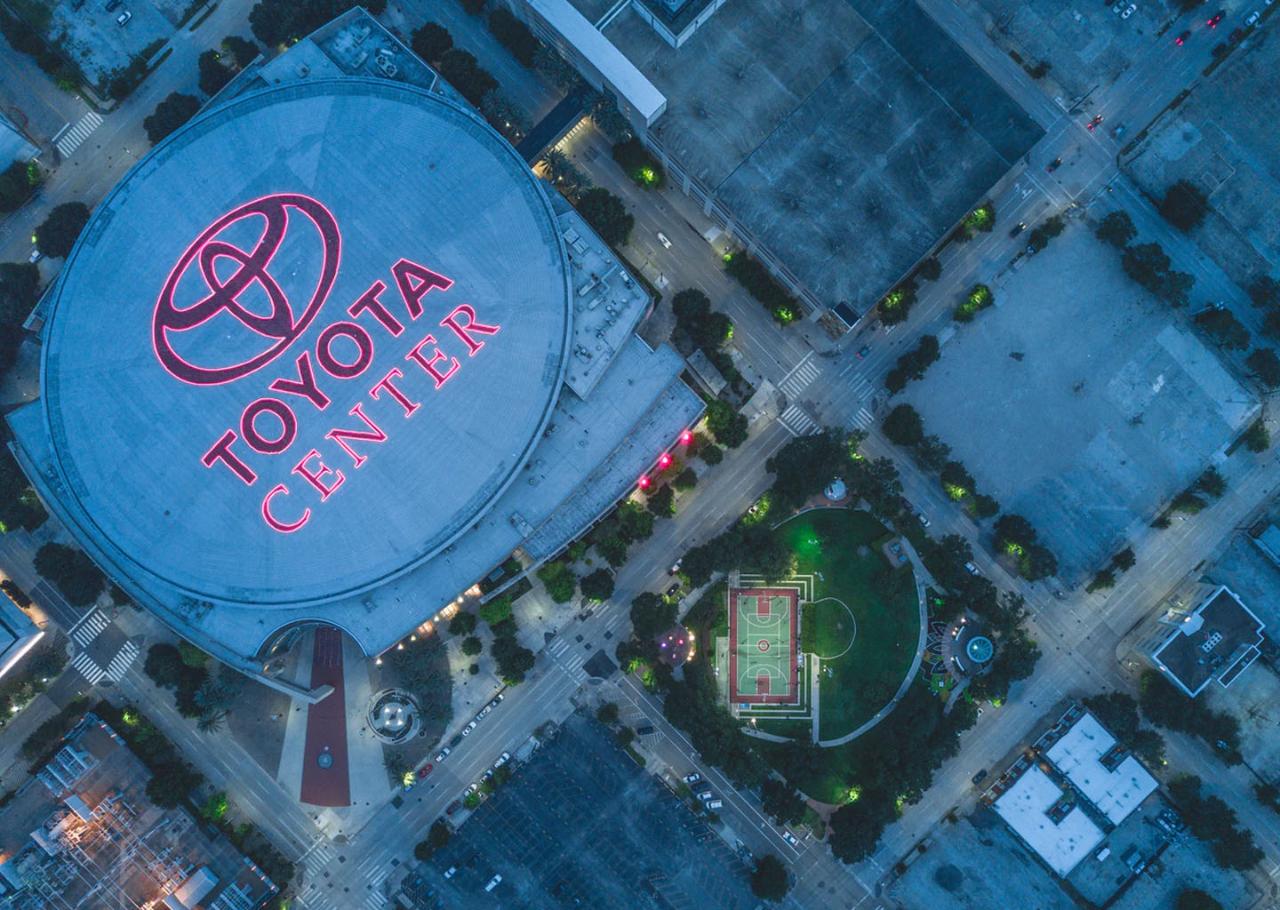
[993,767,1104,877]
[1046,713,1157,825]
[529,0,666,122]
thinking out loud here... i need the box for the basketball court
[727,587,799,704]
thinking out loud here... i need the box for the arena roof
[33,78,572,608]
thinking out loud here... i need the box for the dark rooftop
[1152,586,1264,697]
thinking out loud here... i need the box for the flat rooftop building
[1149,585,1264,697]
[992,766,1104,878]
[1044,713,1157,826]
[990,705,1160,878]
[0,592,43,680]
[8,10,700,689]
[0,713,277,909]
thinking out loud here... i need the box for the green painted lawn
[779,510,921,741]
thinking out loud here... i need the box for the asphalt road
[2,1,1277,908]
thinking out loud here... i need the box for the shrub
[488,8,538,65]
[410,22,452,63]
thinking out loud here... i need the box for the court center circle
[757,639,771,652]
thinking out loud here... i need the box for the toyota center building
[9,16,701,692]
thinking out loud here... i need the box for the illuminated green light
[846,786,862,803]
[944,484,968,501]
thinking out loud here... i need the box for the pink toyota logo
[153,193,341,386]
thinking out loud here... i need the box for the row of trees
[878,257,943,328]
[1168,775,1263,870]
[1097,211,1195,308]
[143,641,243,731]
[884,334,939,394]
[881,404,1057,579]
[1085,544,1136,592]
[34,542,104,606]
[249,0,385,46]
[1155,466,1228,526]
[724,251,799,325]
[1139,669,1242,763]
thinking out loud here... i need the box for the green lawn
[778,510,921,741]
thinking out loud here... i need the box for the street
[0,0,1277,908]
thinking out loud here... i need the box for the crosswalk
[72,650,106,685]
[778,353,820,399]
[54,111,103,159]
[778,404,819,437]
[105,640,140,680]
[546,636,589,682]
[71,638,140,685]
[849,407,875,431]
[69,609,109,647]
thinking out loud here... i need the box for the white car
[1121,4,1136,18]
[494,751,510,768]
[462,720,477,736]
[435,747,451,763]
[1245,10,1260,25]
[28,248,42,264]
[964,561,981,577]
[782,830,800,847]
[683,772,702,785]
[116,10,131,25]
[657,231,672,249]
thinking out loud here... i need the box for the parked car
[972,769,989,786]
[636,725,655,736]
[683,772,702,785]
[417,763,434,779]
[855,345,870,360]
[435,747,451,763]
[466,782,480,795]
[964,561,982,576]
[494,751,511,768]
[449,734,463,748]
[669,558,682,575]
[445,799,461,815]
[1120,4,1136,19]
[916,511,931,528]
[462,720,477,736]
[657,232,672,249]
[104,0,121,10]
[485,874,502,892]
[696,787,713,801]
[116,10,131,25]
[782,830,800,847]
[27,248,42,264]
[443,866,457,879]
[1245,9,1261,25]
[706,799,723,810]
[1009,221,1026,237]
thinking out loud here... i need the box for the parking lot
[956,0,1168,101]
[418,711,757,908]
[43,0,180,89]
[600,0,1042,311]
[905,223,1255,581]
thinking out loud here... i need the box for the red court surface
[300,627,351,807]
[727,587,799,705]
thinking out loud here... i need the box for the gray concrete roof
[33,78,572,608]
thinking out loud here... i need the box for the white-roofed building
[992,766,1105,877]
[1045,712,1158,826]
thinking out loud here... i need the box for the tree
[617,501,654,542]
[34,202,91,259]
[878,281,917,326]
[750,854,791,902]
[760,778,806,826]
[478,594,513,626]
[885,334,940,393]
[1193,308,1249,350]
[575,188,633,246]
[611,137,665,189]
[410,22,452,62]
[479,89,528,139]
[449,611,477,635]
[1196,466,1227,498]
[1112,547,1136,571]
[706,399,747,448]
[1021,544,1058,581]
[882,405,924,447]
[437,49,497,106]
[829,788,896,863]
[143,93,200,145]
[917,257,942,281]
[197,50,233,95]
[1247,348,1280,388]
[596,534,628,568]
[0,160,38,213]
[0,437,45,532]
[145,762,202,808]
[646,484,675,518]
[1026,215,1065,254]
[1244,418,1270,453]
[461,636,482,656]
[630,591,676,641]
[766,431,847,511]
[1176,890,1223,910]
[994,513,1037,551]
[940,461,975,500]
[488,8,540,66]
[596,701,620,724]
[221,35,259,67]
[144,644,186,689]
[536,561,576,603]
[580,568,615,602]
[1159,180,1210,232]
[491,634,535,684]
[34,543,104,606]
[1121,242,1194,307]
[533,45,581,91]
[249,0,387,46]
[1248,275,1280,310]
[701,443,724,465]
[1096,210,1136,247]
